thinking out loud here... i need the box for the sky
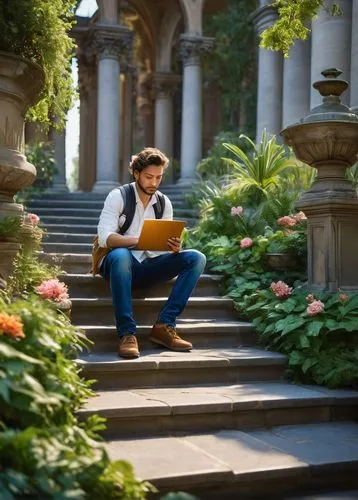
[66,0,98,180]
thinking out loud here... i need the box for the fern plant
[222,130,296,206]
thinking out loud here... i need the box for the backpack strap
[118,183,136,234]
[153,191,166,219]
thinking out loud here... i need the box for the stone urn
[281,69,358,293]
[0,51,45,286]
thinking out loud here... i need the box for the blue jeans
[100,249,206,337]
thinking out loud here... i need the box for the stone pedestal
[252,5,283,141]
[90,25,132,193]
[310,0,352,109]
[282,121,358,293]
[179,36,214,184]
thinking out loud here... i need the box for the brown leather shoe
[150,323,192,352]
[118,334,140,358]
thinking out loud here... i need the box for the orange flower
[0,312,25,339]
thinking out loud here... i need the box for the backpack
[90,183,166,276]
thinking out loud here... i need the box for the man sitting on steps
[97,147,206,359]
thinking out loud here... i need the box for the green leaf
[307,321,324,337]
[299,334,310,348]
[0,343,42,365]
[281,298,296,313]
[302,357,318,373]
[275,315,305,335]
[325,318,340,330]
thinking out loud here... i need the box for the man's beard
[136,178,156,196]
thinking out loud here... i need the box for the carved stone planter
[266,253,297,270]
[0,51,44,286]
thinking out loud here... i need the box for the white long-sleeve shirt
[97,182,173,262]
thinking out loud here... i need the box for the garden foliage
[186,131,358,389]
[0,215,153,498]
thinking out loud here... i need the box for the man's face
[134,165,164,196]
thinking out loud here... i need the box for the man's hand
[167,237,181,253]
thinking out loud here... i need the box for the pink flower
[240,237,253,249]
[277,216,297,227]
[270,281,292,299]
[306,294,315,303]
[307,300,325,316]
[339,293,349,303]
[28,213,40,225]
[294,211,307,221]
[231,206,243,216]
[35,279,69,302]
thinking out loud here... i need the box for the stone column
[179,35,214,184]
[153,72,180,184]
[50,126,68,191]
[311,0,352,109]
[282,38,311,128]
[90,25,132,193]
[121,68,135,184]
[252,5,283,141]
[350,0,358,112]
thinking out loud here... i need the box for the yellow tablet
[136,219,186,251]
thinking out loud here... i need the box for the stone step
[103,421,358,499]
[27,196,188,208]
[62,273,221,298]
[31,206,198,218]
[77,347,287,389]
[39,216,198,229]
[30,187,193,201]
[42,242,94,253]
[40,216,100,225]
[79,382,358,438]
[71,296,238,325]
[80,321,256,352]
[45,232,95,243]
[38,252,92,274]
[41,224,98,234]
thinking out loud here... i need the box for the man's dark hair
[129,147,169,175]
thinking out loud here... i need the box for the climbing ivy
[203,0,257,137]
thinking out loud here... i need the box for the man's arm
[106,233,138,248]
[97,189,138,249]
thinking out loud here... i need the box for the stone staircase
[28,185,358,499]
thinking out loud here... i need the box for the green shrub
[0,296,154,499]
[245,287,358,388]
